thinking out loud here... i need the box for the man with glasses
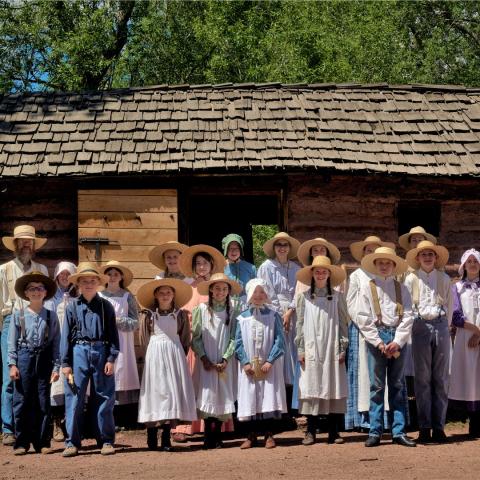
[0,225,48,446]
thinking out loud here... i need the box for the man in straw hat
[356,246,416,447]
[0,225,48,446]
[60,262,119,457]
[404,240,452,444]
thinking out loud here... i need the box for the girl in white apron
[192,273,242,449]
[235,278,286,449]
[99,261,140,428]
[449,249,480,437]
[295,256,349,445]
[137,278,197,451]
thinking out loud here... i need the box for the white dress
[236,307,287,421]
[450,281,480,402]
[192,303,236,419]
[297,290,348,415]
[138,310,197,423]
[99,291,140,392]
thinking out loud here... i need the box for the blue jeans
[412,316,450,430]
[13,348,52,450]
[64,342,115,448]
[1,314,14,434]
[367,327,407,438]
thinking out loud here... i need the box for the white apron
[237,309,287,420]
[99,292,140,392]
[50,294,69,400]
[450,283,480,401]
[194,304,235,417]
[298,293,347,400]
[278,293,296,385]
[138,311,197,423]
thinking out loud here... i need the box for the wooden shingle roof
[1,83,480,177]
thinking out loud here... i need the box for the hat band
[79,269,101,275]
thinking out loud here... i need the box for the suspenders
[18,308,50,350]
[369,279,403,326]
[411,270,446,311]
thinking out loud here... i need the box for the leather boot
[160,425,172,452]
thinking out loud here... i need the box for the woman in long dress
[99,261,140,427]
[192,273,242,448]
[137,278,197,451]
[449,249,480,437]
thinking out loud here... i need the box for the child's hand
[260,361,272,374]
[9,365,19,381]
[338,352,346,364]
[62,366,72,377]
[243,363,255,376]
[468,333,480,348]
[104,362,115,376]
[283,309,293,332]
[216,359,227,372]
[50,371,60,383]
[298,354,305,369]
[201,356,214,371]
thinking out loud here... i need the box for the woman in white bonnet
[449,248,480,437]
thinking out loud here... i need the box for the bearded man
[0,225,48,446]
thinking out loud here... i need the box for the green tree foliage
[1,0,480,94]
[252,224,278,268]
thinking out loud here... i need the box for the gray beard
[16,251,33,266]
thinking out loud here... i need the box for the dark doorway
[186,194,280,264]
[397,200,441,237]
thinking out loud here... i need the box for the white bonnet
[459,249,480,276]
[54,261,76,280]
[245,278,272,305]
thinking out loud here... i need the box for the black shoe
[431,429,447,443]
[160,427,172,452]
[365,436,381,447]
[147,427,158,451]
[416,428,431,443]
[393,435,416,447]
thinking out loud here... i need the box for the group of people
[0,224,478,457]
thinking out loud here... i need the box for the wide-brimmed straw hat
[179,244,226,277]
[2,225,47,252]
[14,271,56,301]
[350,236,396,262]
[405,240,449,270]
[149,241,189,270]
[398,226,437,251]
[197,272,242,296]
[68,262,109,285]
[361,246,408,276]
[100,260,134,287]
[136,278,193,310]
[263,232,300,260]
[297,238,341,266]
[296,256,346,287]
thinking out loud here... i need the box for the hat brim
[149,242,188,270]
[405,245,449,270]
[179,245,226,277]
[263,235,300,259]
[136,278,193,310]
[361,252,408,276]
[296,263,346,287]
[297,239,341,266]
[100,263,134,287]
[68,271,110,286]
[14,273,56,301]
[350,241,395,262]
[197,277,242,296]
[399,232,437,251]
[2,236,47,252]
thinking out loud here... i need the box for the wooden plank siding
[77,189,178,295]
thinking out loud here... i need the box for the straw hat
[350,236,396,262]
[149,241,189,270]
[68,262,109,285]
[179,244,226,277]
[14,271,56,301]
[398,226,437,251]
[100,260,134,287]
[262,232,300,259]
[405,240,449,270]
[2,225,47,252]
[197,273,242,296]
[297,238,341,266]
[361,247,408,276]
[136,278,193,310]
[222,233,244,257]
[296,256,346,287]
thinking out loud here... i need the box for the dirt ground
[0,423,477,480]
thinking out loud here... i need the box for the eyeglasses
[26,286,46,293]
[275,243,290,248]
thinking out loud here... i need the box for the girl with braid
[191,273,243,449]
